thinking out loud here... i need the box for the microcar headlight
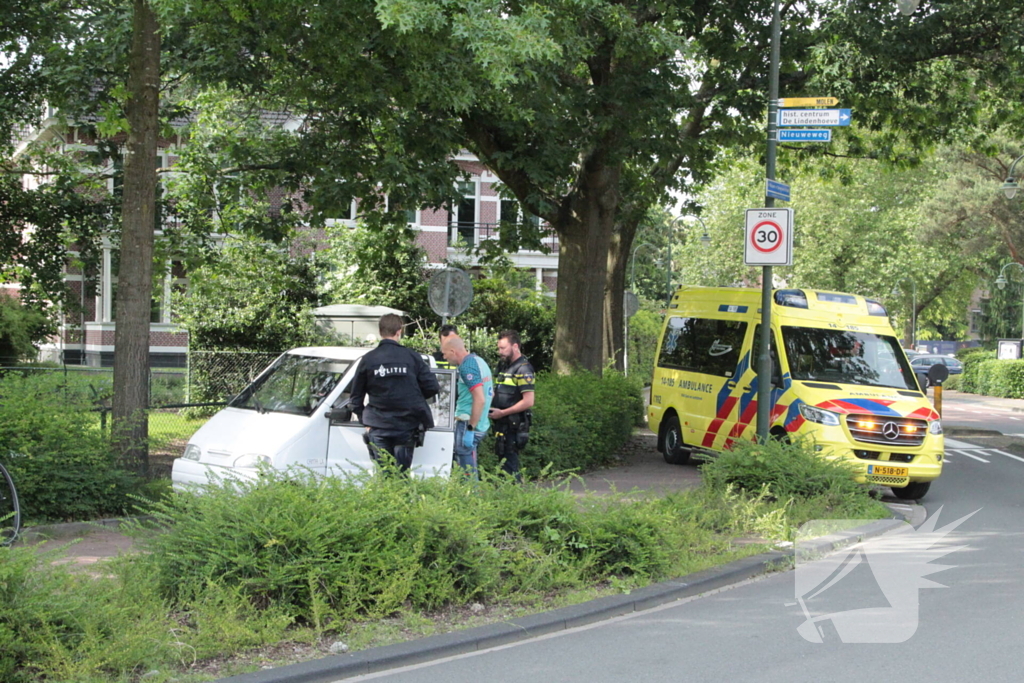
[928,420,943,435]
[798,403,841,427]
[183,444,201,461]
[233,453,272,468]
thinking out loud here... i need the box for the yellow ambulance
[649,287,942,500]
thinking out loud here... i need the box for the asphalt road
[938,389,1024,436]
[341,393,1024,683]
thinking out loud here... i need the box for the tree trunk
[112,0,160,477]
[551,163,621,375]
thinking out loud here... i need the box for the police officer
[433,324,459,370]
[488,330,535,478]
[347,313,440,473]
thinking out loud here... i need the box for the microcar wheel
[662,415,691,465]
[891,481,931,500]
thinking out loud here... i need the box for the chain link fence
[186,350,281,405]
[2,351,283,475]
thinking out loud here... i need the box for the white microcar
[171,347,457,489]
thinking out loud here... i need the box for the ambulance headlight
[928,420,943,435]
[233,453,272,468]
[798,403,841,426]
[183,444,201,461]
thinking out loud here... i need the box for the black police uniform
[491,354,535,477]
[348,339,440,472]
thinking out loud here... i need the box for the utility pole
[756,0,781,440]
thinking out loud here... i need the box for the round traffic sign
[750,220,784,253]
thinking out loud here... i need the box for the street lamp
[995,261,1024,339]
[894,278,917,350]
[896,0,920,16]
[625,241,662,377]
[1001,154,1024,200]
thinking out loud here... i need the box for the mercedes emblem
[882,422,901,440]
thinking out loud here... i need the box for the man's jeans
[453,421,485,479]
[366,428,417,473]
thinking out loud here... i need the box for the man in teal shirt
[441,336,494,478]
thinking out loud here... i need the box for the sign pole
[757,0,781,441]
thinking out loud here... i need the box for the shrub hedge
[967,358,1024,398]
[701,437,868,502]
[959,350,996,394]
[0,372,135,522]
[479,371,644,476]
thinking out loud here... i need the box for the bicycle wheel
[0,462,20,546]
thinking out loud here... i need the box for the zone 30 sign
[744,208,794,266]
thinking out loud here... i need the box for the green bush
[0,373,135,522]
[627,307,663,386]
[701,437,871,504]
[0,542,294,683]
[0,296,49,366]
[138,470,697,622]
[970,358,1024,398]
[959,350,996,393]
[403,326,503,371]
[451,279,556,372]
[942,374,961,391]
[483,371,643,476]
[955,346,989,361]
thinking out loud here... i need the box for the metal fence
[1,352,282,473]
[186,350,281,404]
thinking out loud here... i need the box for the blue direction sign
[778,109,852,127]
[766,179,790,202]
[779,129,832,142]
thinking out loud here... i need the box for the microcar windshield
[229,355,352,416]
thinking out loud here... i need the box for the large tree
[157,0,1024,373]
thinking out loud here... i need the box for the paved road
[342,398,1024,683]
[936,389,1024,435]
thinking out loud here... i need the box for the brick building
[14,116,559,367]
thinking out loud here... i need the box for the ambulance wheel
[890,481,931,500]
[662,415,691,465]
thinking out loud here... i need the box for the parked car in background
[910,354,963,389]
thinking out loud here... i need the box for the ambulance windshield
[229,355,351,416]
[781,327,917,390]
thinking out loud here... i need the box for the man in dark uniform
[347,313,440,472]
[433,324,459,370]
[488,330,535,479]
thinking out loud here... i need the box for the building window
[449,181,477,245]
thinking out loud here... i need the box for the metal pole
[756,0,781,440]
[911,280,917,350]
[441,268,452,327]
[627,242,659,376]
[665,228,673,307]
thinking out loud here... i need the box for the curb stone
[944,427,1003,437]
[213,503,920,683]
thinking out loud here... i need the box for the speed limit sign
[744,208,794,266]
